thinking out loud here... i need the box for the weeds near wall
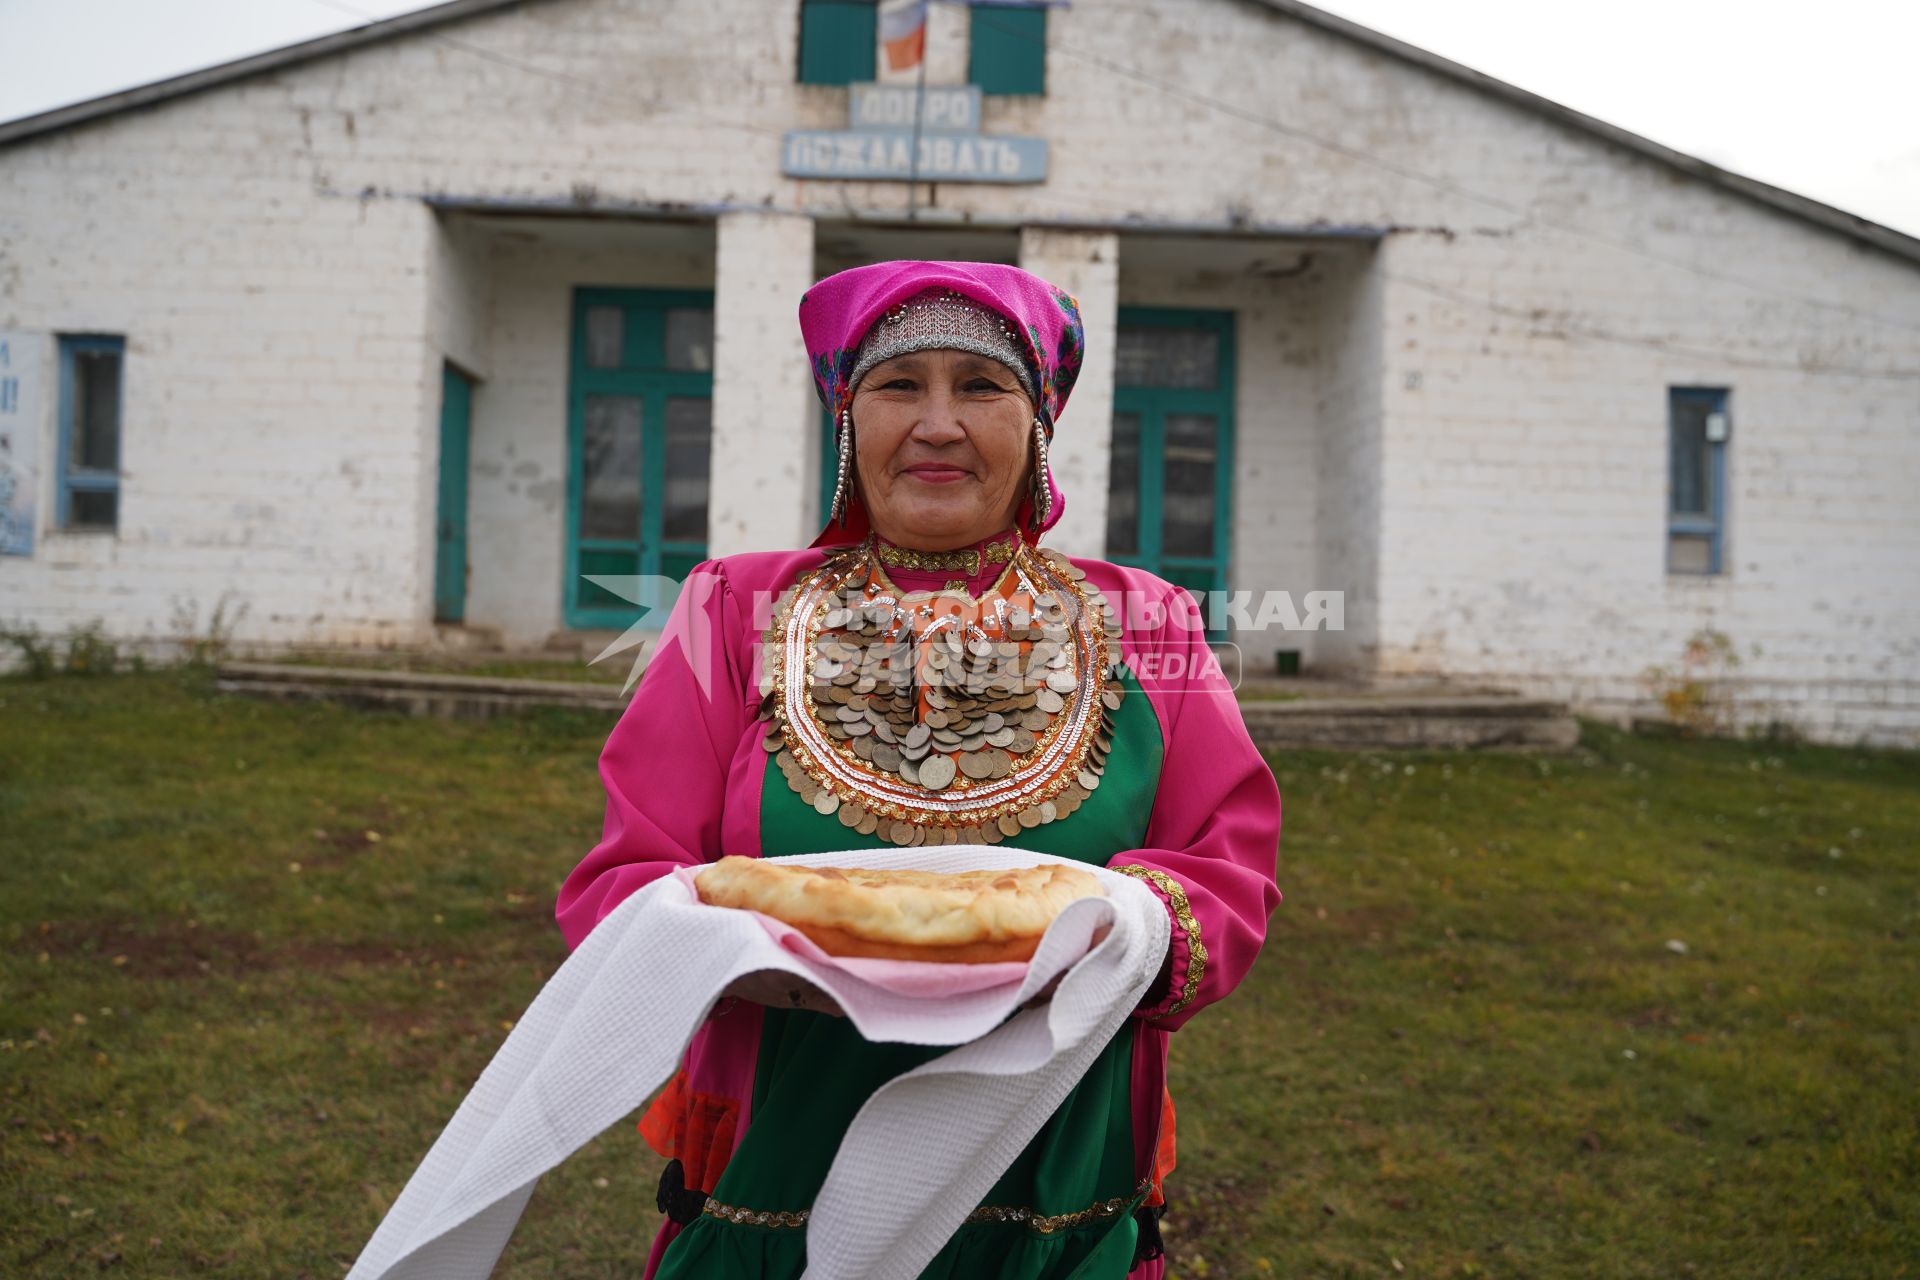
[1639,627,1741,737]
[0,619,143,679]
[169,591,249,667]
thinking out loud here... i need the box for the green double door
[566,288,715,627]
[1104,308,1235,633]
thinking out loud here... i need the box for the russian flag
[880,0,928,72]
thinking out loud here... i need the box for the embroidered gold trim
[701,1178,1150,1233]
[1113,865,1207,1018]
[872,534,1017,578]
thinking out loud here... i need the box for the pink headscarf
[798,260,1085,548]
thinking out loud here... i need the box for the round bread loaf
[693,855,1105,963]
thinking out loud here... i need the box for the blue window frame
[799,0,877,85]
[969,2,1047,96]
[1667,386,1729,575]
[56,334,124,532]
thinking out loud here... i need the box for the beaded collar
[757,540,1126,844]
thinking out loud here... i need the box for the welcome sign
[783,83,1047,184]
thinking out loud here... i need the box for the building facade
[2,0,1917,744]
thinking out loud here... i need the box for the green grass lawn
[3,667,1915,1278]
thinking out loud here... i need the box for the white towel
[343,847,1171,1280]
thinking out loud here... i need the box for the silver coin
[851,734,874,760]
[1102,690,1124,710]
[987,751,1011,779]
[844,720,873,737]
[1035,689,1065,714]
[1020,710,1050,732]
[813,790,840,816]
[957,751,995,781]
[986,727,1016,749]
[872,743,903,772]
[1077,769,1101,790]
[838,802,863,828]
[981,712,1005,733]
[903,723,931,749]
[1008,729,1037,754]
[872,721,898,744]
[918,754,957,790]
[899,756,921,783]
[997,813,1023,838]
[900,739,931,762]
[856,812,880,835]
[1046,671,1077,694]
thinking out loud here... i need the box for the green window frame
[564,287,715,629]
[1105,308,1236,639]
[969,2,1047,95]
[799,0,877,86]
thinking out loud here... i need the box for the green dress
[652,673,1164,1279]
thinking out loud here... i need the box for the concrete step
[218,660,1580,750]
[1238,691,1580,751]
[214,662,623,721]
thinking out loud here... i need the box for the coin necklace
[758,538,1127,846]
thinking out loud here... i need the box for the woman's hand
[718,970,846,1017]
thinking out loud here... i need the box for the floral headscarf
[798,260,1086,547]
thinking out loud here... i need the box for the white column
[1017,228,1119,559]
[708,211,817,558]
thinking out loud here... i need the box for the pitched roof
[2,0,1914,267]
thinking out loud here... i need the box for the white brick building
[2,0,1916,744]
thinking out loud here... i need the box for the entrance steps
[215,655,1580,750]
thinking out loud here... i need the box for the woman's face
[849,348,1033,550]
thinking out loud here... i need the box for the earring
[1030,416,1053,527]
[829,407,853,525]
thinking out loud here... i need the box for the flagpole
[906,7,927,219]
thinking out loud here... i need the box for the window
[799,0,877,86]
[1106,309,1236,638]
[57,334,124,532]
[1667,386,1729,574]
[969,2,1046,95]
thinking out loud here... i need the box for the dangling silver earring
[1030,415,1053,527]
[829,407,853,525]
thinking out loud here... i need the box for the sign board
[783,82,1047,184]
[0,330,44,557]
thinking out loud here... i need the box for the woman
[554,260,1283,1278]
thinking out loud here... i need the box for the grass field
[3,667,1915,1278]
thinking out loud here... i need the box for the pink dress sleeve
[1100,572,1284,1032]
[554,560,755,951]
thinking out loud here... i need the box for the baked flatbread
[693,855,1105,963]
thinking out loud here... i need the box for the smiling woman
[849,347,1037,551]
[554,259,1283,1280]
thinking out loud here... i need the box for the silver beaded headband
[847,288,1038,404]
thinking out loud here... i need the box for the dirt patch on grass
[1158,1171,1270,1272]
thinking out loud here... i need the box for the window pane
[661,396,711,543]
[1105,410,1141,556]
[1669,533,1713,574]
[969,4,1046,95]
[1114,327,1218,389]
[585,306,624,369]
[664,308,715,372]
[581,395,642,539]
[799,0,877,85]
[69,489,116,528]
[1161,413,1218,557]
[1669,396,1712,516]
[71,348,122,470]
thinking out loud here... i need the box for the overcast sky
[2,0,1914,238]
